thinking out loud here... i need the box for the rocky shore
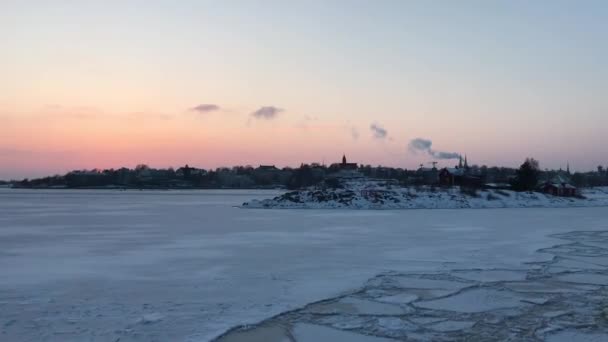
[242,180,608,209]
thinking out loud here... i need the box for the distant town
[3,155,608,197]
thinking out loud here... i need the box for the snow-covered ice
[451,269,528,282]
[413,288,529,313]
[374,293,418,305]
[243,180,608,210]
[308,297,409,315]
[2,188,608,341]
[546,330,608,342]
[555,273,608,286]
[292,323,395,342]
[427,320,475,332]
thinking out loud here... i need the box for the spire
[458,155,463,169]
[464,155,469,169]
[342,154,347,165]
[567,162,570,174]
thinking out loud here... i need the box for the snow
[214,324,291,342]
[317,315,369,330]
[427,320,475,332]
[136,313,165,325]
[546,330,608,342]
[555,273,608,285]
[521,297,550,305]
[414,288,529,313]
[2,188,608,341]
[335,297,409,315]
[408,316,446,325]
[543,310,570,318]
[392,276,470,291]
[243,180,608,210]
[504,280,600,293]
[548,258,608,272]
[292,323,396,342]
[451,269,528,282]
[375,317,417,331]
[306,297,409,315]
[374,293,418,304]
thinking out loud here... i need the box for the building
[258,165,279,171]
[439,168,464,186]
[439,156,483,187]
[329,155,362,178]
[335,154,358,170]
[176,165,207,179]
[417,167,439,184]
[329,154,358,171]
[542,174,578,197]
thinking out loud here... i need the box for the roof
[442,168,464,176]
[418,167,436,172]
[545,173,576,189]
[546,182,577,190]
[258,165,278,170]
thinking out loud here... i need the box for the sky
[1,0,607,179]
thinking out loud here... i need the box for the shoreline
[3,186,286,191]
[242,181,608,210]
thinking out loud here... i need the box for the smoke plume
[408,138,460,160]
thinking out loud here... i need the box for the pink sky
[2,2,607,179]
[1,103,605,179]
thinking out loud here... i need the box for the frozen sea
[1,189,608,341]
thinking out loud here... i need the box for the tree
[287,164,315,189]
[571,173,588,188]
[513,158,540,191]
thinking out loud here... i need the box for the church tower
[458,156,463,169]
[464,155,469,169]
[342,154,347,165]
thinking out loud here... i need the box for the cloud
[191,104,220,113]
[432,151,461,159]
[370,123,388,139]
[409,138,432,151]
[408,138,461,160]
[251,106,282,120]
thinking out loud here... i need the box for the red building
[439,168,464,186]
[542,175,578,197]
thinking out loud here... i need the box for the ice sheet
[414,288,528,313]
[292,323,396,342]
[2,189,608,341]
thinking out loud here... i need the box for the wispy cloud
[251,106,283,120]
[370,123,388,139]
[408,138,460,160]
[191,104,220,114]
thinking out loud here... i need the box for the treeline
[510,158,608,191]
[8,160,608,190]
[13,164,405,189]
